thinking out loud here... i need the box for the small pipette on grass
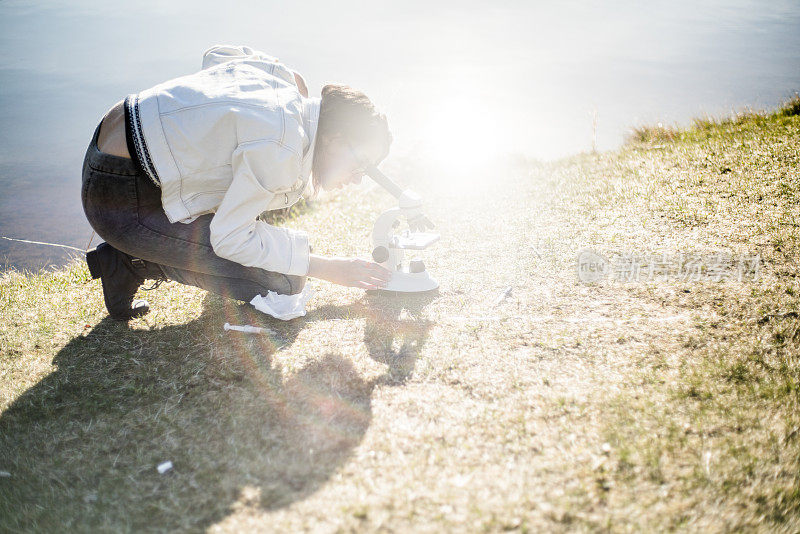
[224,322,274,335]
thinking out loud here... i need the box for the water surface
[1,0,799,272]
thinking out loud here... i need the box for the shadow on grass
[306,289,439,385]
[0,289,437,531]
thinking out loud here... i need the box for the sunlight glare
[418,94,508,180]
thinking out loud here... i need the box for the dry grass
[1,102,799,532]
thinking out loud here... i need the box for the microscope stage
[390,232,440,250]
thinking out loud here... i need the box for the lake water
[1,0,799,272]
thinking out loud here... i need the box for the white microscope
[365,166,440,293]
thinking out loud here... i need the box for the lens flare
[418,94,508,178]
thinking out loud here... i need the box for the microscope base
[369,270,439,293]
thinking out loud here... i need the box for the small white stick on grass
[157,461,173,474]
[492,286,513,308]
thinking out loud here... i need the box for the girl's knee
[286,274,306,295]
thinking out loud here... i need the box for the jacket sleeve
[208,140,310,277]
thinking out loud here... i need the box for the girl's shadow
[0,288,436,531]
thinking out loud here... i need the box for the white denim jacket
[125,44,319,277]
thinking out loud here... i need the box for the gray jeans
[81,119,306,301]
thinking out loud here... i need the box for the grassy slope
[1,102,798,532]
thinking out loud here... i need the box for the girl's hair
[309,84,392,199]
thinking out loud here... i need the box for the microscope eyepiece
[366,165,404,199]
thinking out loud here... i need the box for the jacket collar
[301,96,321,176]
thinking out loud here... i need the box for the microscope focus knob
[372,246,389,263]
[409,259,426,273]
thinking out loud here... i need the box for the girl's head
[311,84,392,196]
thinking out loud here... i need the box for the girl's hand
[308,254,392,290]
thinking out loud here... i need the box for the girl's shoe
[86,242,161,321]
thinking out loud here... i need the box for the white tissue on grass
[157,461,173,474]
[250,285,316,321]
